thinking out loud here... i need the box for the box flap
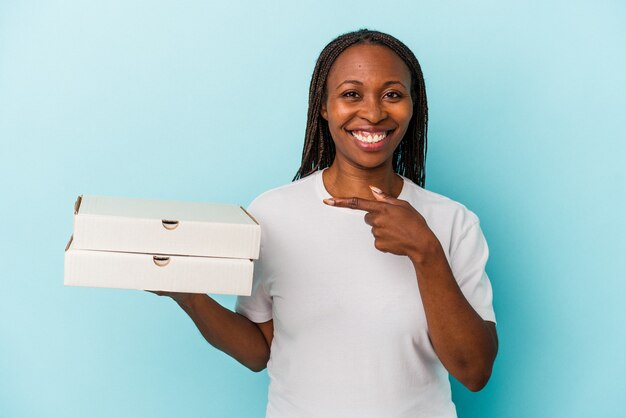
[74,195,83,214]
[65,235,73,252]
[240,206,259,225]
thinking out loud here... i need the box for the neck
[323,160,403,199]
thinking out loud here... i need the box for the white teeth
[351,131,387,143]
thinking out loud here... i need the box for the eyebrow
[335,79,407,89]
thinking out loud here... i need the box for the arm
[325,188,498,391]
[151,292,273,372]
[408,238,498,391]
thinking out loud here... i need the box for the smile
[350,130,389,144]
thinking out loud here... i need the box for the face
[321,43,413,171]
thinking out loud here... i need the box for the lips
[349,130,391,144]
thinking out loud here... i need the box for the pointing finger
[323,197,384,212]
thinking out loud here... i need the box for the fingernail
[323,198,335,206]
[369,185,382,194]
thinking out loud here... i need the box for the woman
[156,29,497,417]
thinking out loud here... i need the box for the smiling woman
[322,44,413,168]
[295,30,429,189]
[155,29,497,418]
[320,43,414,198]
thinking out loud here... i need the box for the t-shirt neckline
[314,168,408,203]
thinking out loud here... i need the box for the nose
[358,96,387,124]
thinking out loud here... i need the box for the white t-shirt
[236,170,495,418]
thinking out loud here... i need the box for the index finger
[323,197,385,212]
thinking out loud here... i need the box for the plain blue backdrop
[1,1,625,417]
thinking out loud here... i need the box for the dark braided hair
[293,29,428,187]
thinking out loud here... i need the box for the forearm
[410,239,498,391]
[172,293,270,372]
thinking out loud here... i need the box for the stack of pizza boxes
[64,195,261,295]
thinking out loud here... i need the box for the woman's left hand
[324,186,440,262]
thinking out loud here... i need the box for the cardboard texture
[72,195,260,259]
[64,195,260,295]
[64,240,253,295]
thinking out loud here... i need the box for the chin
[346,157,395,171]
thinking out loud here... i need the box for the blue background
[1,1,625,417]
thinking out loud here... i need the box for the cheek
[326,102,354,127]
[394,107,413,137]
[393,105,414,145]
[400,104,413,126]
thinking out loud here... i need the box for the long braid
[294,29,429,188]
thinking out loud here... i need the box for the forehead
[327,43,411,86]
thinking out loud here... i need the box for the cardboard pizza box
[71,195,260,259]
[64,236,254,295]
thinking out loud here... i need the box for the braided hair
[293,29,428,187]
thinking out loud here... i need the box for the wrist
[172,292,204,310]
[408,232,446,269]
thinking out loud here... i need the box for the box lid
[71,195,261,259]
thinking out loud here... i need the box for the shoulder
[247,172,320,217]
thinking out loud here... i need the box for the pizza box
[71,195,260,259]
[64,236,254,295]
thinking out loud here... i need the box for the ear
[320,100,328,120]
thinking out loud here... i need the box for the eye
[384,91,403,100]
[342,90,360,99]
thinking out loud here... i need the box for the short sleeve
[449,221,496,323]
[235,255,273,323]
